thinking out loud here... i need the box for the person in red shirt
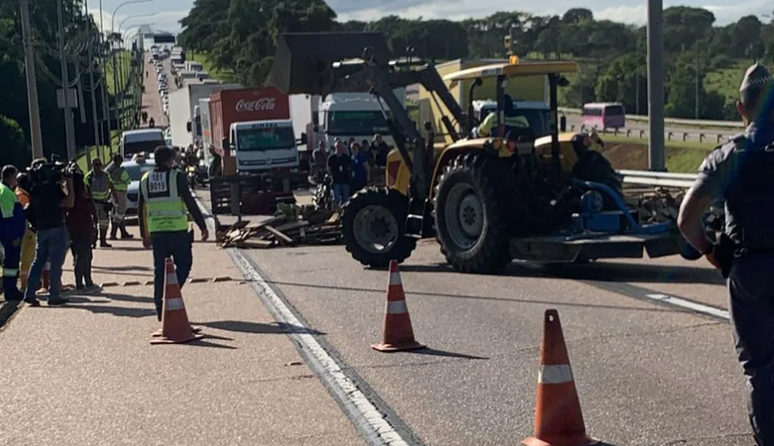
[66,169,98,291]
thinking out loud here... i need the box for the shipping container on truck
[208,87,301,215]
[167,82,241,150]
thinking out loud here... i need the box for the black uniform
[691,63,774,446]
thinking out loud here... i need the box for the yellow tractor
[270,32,681,274]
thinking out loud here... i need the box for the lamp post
[116,16,153,128]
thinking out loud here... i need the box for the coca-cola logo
[235,98,276,112]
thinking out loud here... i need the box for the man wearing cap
[678,63,774,445]
[85,158,117,248]
[106,154,133,240]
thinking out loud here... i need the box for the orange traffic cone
[523,310,598,446]
[371,260,425,352]
[150,258,204,345]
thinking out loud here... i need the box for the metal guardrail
[571,126,733,145]
[617,169,698,189]
[559,107,745,130]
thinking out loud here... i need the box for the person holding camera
[85,158,117,248]
[23,159,75,306]
[0,165,26,301]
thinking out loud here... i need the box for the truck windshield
[236,126,295,151]
[327,111,389,136]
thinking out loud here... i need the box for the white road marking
[193,194,418,446]
[645,293,730,321]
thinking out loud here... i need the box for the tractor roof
[443,60,578,87]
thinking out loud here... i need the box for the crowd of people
[310,134,392,207]
[0,152,140,306]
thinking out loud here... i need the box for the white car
[123,157,157,219]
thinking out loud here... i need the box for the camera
[26,160,71,196]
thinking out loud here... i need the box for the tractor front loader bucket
[269,32,391,96]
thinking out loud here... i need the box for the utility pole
[694,41,699,120]
[57,0,77,161]
[20,0,44,159]
[647,0,665,171]
[99,0,113,160]
[84,0,101,164]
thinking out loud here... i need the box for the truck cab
[228,120,299,172]
[315,92,402,150]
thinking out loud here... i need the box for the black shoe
[24,297,40,307]
[4,290,24,301]
[100,241,113,248]
[121,232,135,239]
[47,298,70,306]
[76,284,85,291]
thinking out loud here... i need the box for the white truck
[309,90,406,151]
[167,82,241,150]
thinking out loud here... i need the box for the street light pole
[19,0,44,159]
[647,0,665,171]
[57,0,77,161]
[99,0,111,161]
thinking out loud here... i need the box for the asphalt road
[241,240,750,446]
[563,114,742,144]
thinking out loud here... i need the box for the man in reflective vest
[139,146,208,320]
[476,94,531,138]
[85,157,117,248]
[0,165,27,300]
[106,153,134,240]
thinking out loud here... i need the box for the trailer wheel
[434,153,513,274]
[341,187,417,268]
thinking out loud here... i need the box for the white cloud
[595,5,647,24]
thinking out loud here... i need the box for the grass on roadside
[599,134,715,173]
[105,51,132,96]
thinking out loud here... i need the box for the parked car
[124,157,156,219]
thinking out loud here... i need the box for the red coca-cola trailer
[209,87,291,160]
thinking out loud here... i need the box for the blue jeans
[332,183,350,207]
[729,253,774,446]
[25,226,69,301]
[151,231,193,320]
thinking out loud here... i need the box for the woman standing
[66,170,98,291]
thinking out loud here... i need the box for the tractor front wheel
[341,187,417,268]
[434,154,513,274]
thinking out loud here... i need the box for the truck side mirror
[560,116,567,132]
[186,121,192,133]
[299,132,308,146]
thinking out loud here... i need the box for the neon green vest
[85,171,111,201]
[110,167,131,192]
[140,169,188,233]
[0,183,18,219]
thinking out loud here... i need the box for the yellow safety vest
[0,182,18,219]
[109,167,131,192]
[478,113,531,137]
[140,169,188,233]
[85,171,112,201]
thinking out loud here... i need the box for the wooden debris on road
[217,204,342,249]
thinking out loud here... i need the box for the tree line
[0,0,118,168]
[180,2,773,122]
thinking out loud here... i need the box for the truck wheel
[434,153,512,274]
[341,187,417,268]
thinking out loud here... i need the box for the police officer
[0,165,26,301]
[476,94,531,138]
[139,146,208,320]
[85,158,117,248]
[678,63,774,446]
[106,154,133,240]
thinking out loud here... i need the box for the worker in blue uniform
[0,165,27,301]
[678,63,774,446]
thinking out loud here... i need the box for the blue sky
[91,0,772,37]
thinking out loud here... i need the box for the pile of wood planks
[217,205,342,249]
[636,188,685,223]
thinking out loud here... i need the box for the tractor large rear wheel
[341,187,417,268]
[434,154,513,274]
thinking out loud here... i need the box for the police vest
[0,182,18,219]
[86,172,111,201]
[724,135,774,249]
[140,169,188,233]
[109,167,131,192]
